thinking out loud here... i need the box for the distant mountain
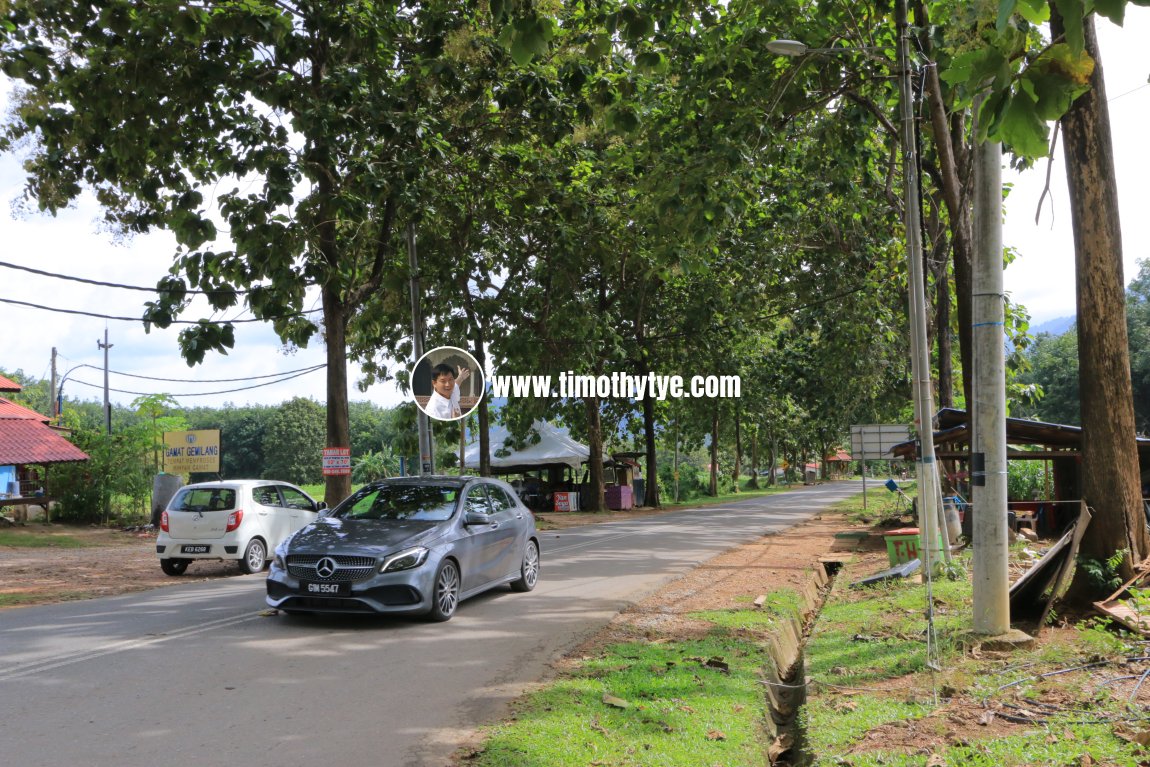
[1031,315,1075,337]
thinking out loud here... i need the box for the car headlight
[380,547,429,573]
[272,551,285,570]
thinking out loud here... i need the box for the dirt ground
[0,526,251,606]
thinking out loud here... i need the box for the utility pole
[971,117,1011,635]
[407,222,434,475]
[49,347,58,421]
[98,329,113,434]
[895,0,948,569]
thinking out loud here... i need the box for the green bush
[1007,458,1049,501]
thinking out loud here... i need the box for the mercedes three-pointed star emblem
[315,557,338,579]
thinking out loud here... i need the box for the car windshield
[335,484,460,522]
[170,487,236,512]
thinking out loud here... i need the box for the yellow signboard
[163,430,221,474]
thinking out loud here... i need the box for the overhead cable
[0,296,320,323]
[64,366,323,397]
[0,259,314,294]
[72,362,326,383]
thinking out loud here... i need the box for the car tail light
[225,509,243,532]
[161,511,169,532]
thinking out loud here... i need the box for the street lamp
[767,4,949,579]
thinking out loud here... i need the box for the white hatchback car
[157,480,325,576]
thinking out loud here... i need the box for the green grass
[468,586,806,767]
[0,591,89,607]
[0,529,91,548]
[467,489,1150,767]
[801,550,1147,767]
[829,480,917,524]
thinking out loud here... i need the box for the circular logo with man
[412,346,485,422]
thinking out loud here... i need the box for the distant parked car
[266,476,539,621]
[157,480,325,576]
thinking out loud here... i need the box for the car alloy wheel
[241,539,267,574]
[429,560,460,621]
[511,540,539,592]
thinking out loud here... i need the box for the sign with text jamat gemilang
[163,430,221,473]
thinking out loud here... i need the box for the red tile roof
[0,398,49,421]
[0,419,89,465]
[0,374,22,392]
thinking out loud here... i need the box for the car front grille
[286,554,377,582]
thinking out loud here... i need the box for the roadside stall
[463,421,589,511]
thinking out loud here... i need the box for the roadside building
[0,373,90,522]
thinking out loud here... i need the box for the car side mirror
[463,511,489,526]
[316,501,327,512]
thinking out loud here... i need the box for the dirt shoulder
[0,526,247,608]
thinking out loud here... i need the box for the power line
[0,259,310,295]
[0,296,321,323]
[64,365,324,397]
[73,362,326,383]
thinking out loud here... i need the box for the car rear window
[337,484,460,522]
[170,487,237,512]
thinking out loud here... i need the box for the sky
[0,9,1147,410]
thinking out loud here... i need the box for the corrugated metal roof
[0,419,89,465]
[0,398,49,421]
[0,374,22,392]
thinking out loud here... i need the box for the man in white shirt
[425,363,469,420]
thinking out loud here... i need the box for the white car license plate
[305,582,347,595]
[181,545,210,554]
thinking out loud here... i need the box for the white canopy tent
[463,420,588,472]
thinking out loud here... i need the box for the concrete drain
[765,558,842,765]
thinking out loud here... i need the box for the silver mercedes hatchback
[265,476,539,621]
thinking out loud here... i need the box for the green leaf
[995,89,1050,159]
[1026,44,1093,120]
[1094,0,1126,25]
[997,0,1018,32]
[585,33,611,60]
[1052,0,1085,51]
[1015,0,1050,24]
[635,50,666,73]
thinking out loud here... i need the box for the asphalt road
[0,481,861,767]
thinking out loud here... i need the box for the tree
[0,1,510,507]
[1124,260,1150,433]
[262,397,325,485]
[1048,5,1149,586]
[1016,330,1081,425]
[931,0,1150,590]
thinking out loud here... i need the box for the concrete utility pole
[49,347,57,421]
[98,329,113,434]
[971,124,1011,635]
[407,222,434,475]
[895,0,948,569]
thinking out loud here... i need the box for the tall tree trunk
[1051,8,1150,589]
[936,257,954,408]
[731,407,741,493]
[472,337,490,477]
[642,391,659,507]
[709,407,719,496]
[748,426,761,490]
[322,289,352,507]
[766,428,778,487]
[584,396,605,512]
